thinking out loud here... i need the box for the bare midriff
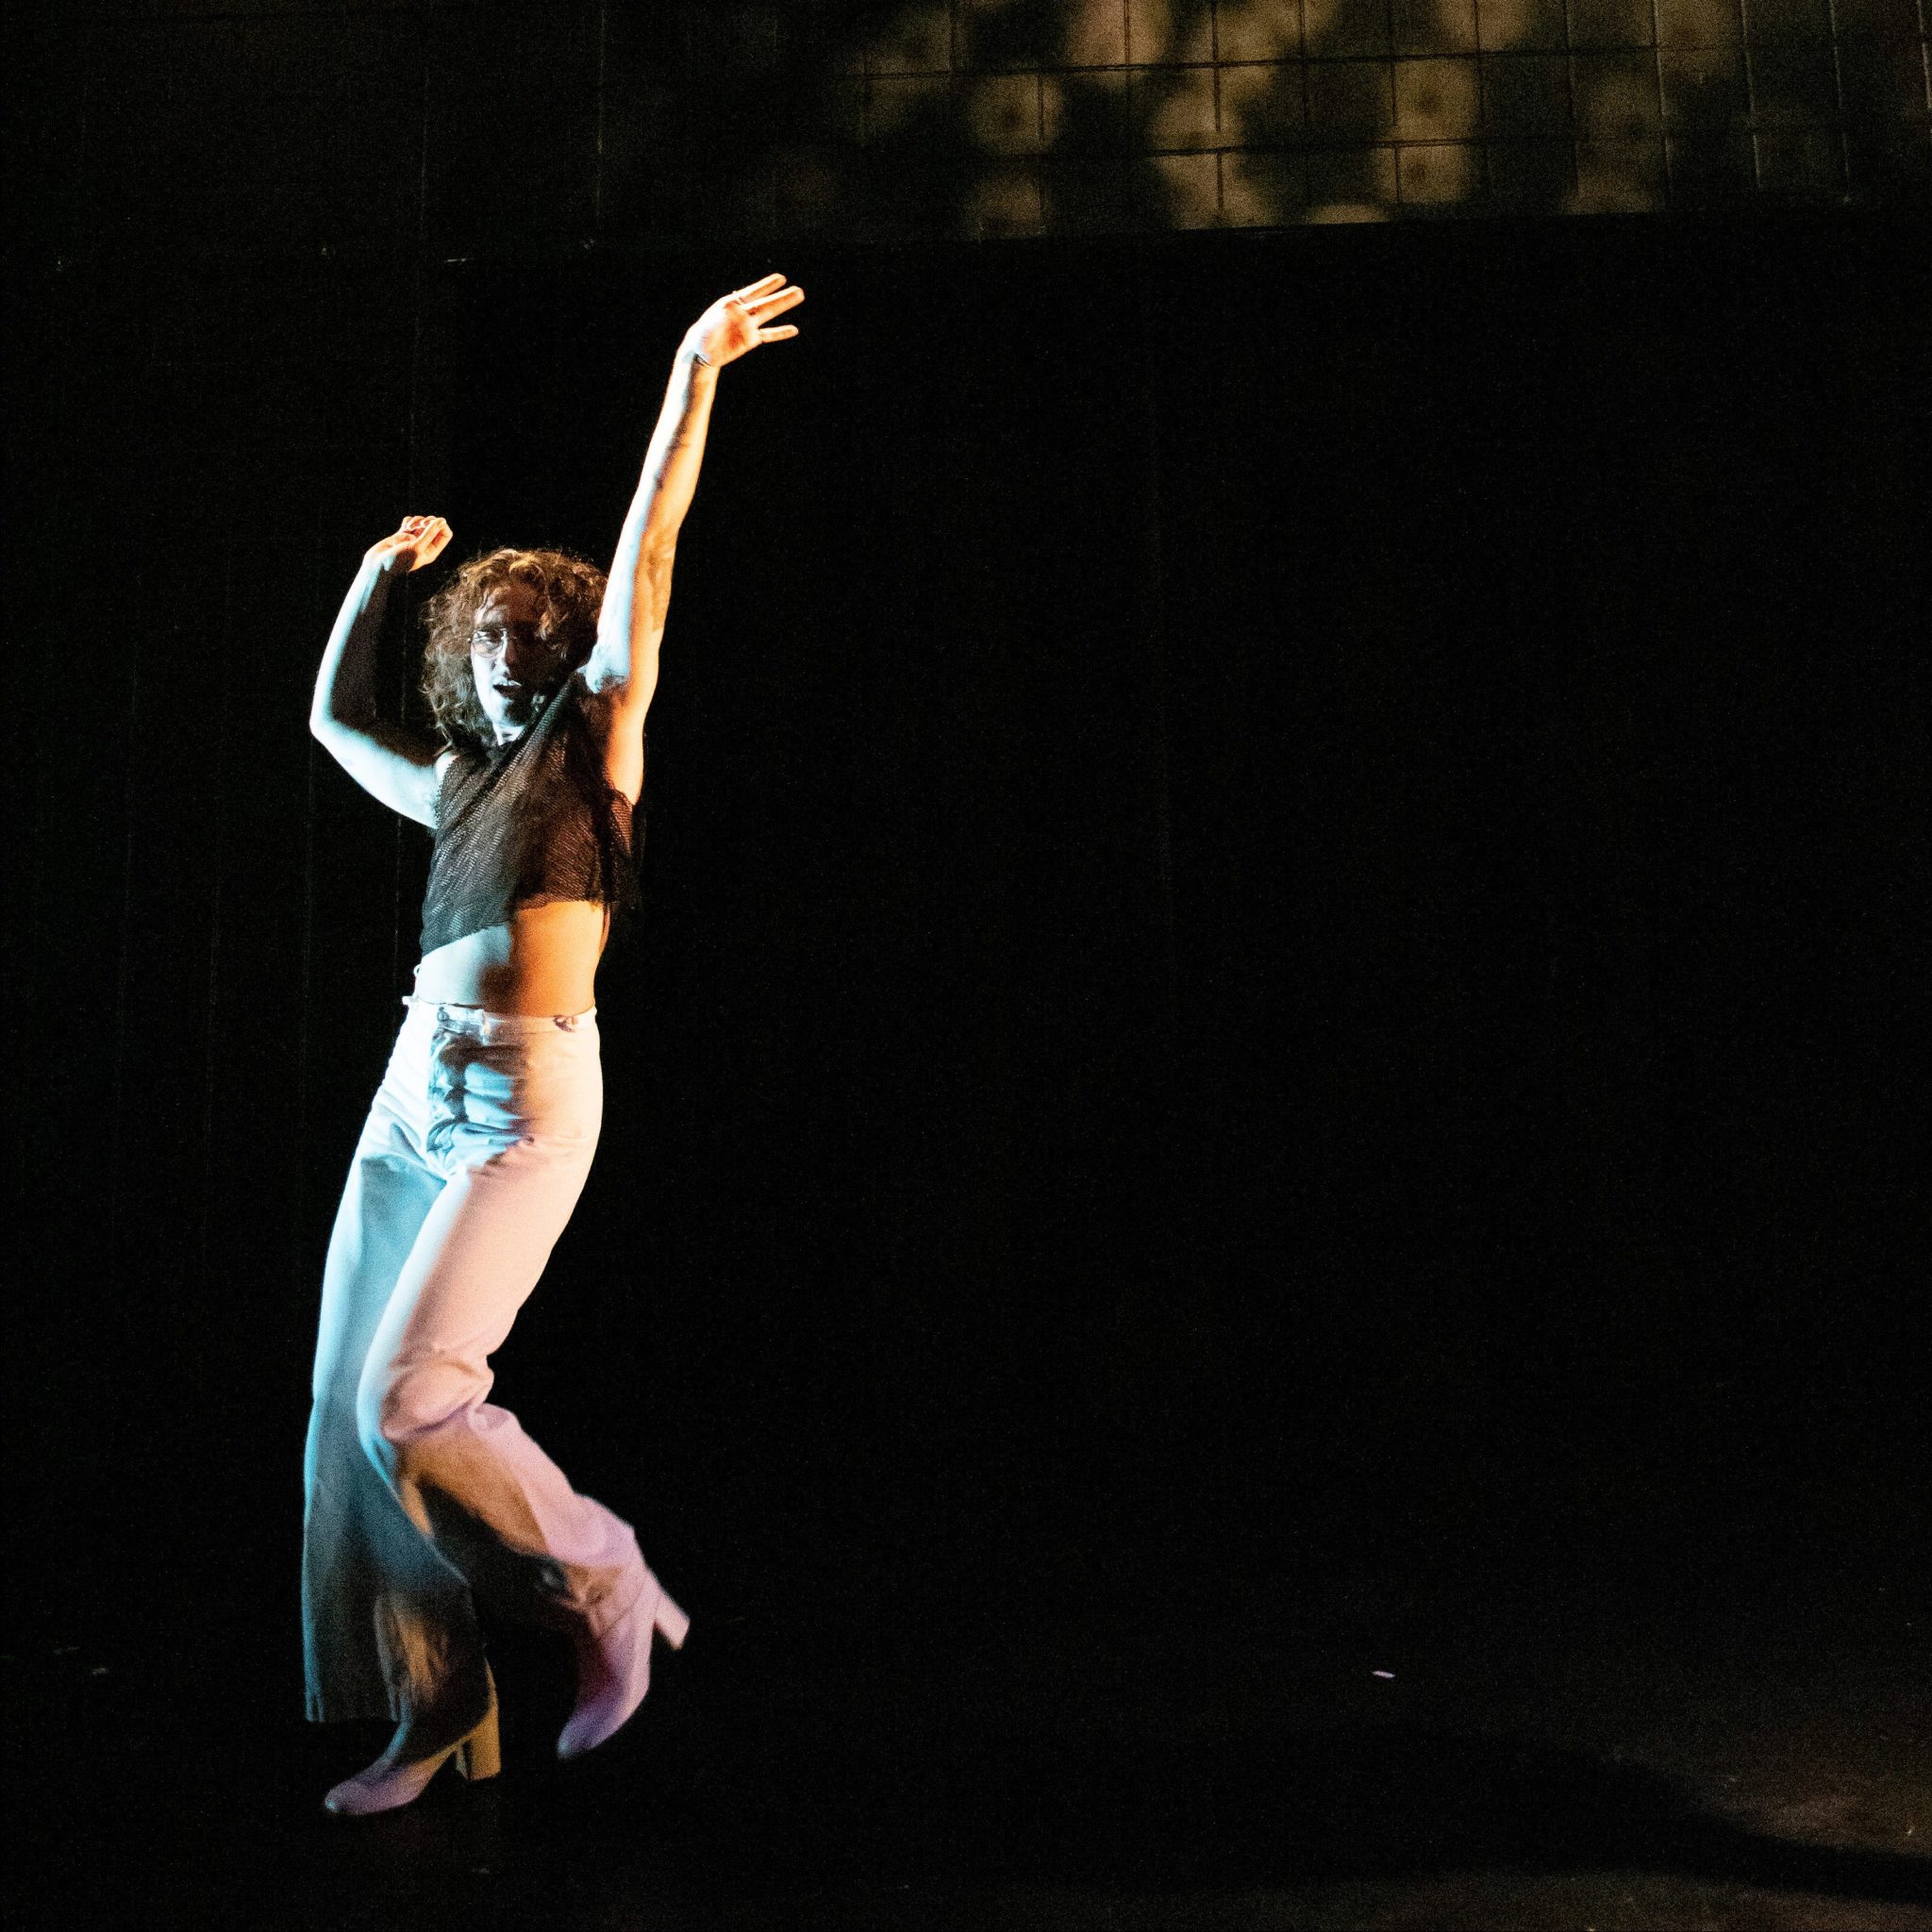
[411,899,612,1015]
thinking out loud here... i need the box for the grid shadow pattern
[625,0,1924,238]
[13,0,1928,263]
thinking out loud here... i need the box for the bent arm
[310,528,448,826]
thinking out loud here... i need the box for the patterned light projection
[626,0,1931,233]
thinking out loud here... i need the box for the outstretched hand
[685,273,805,370]
[364,514,453,576]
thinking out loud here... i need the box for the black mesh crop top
[421,672,639,957]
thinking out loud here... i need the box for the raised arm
[585,274,804,802]
[310,515,454,826]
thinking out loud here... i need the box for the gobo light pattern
[658,0,1931,231]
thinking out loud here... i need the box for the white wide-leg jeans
[303,996,648,1723]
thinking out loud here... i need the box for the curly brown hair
[420,547,608,755]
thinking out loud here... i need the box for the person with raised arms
[302,273,803,1816]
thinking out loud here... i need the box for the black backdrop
[7,215,1926,1690]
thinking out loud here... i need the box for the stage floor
[8,1533,1928,1930]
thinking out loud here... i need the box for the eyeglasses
[470,626,557,658]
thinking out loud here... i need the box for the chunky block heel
[454,1699,501,1782]
[655,1592,690,1651]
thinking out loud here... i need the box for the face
[470,583,569,742]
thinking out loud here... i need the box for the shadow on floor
[8,1595,1929,1928]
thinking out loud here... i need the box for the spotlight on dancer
[302,273,804,1816]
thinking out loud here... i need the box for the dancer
[302,273,804,1815]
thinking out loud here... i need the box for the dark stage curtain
[7,219,1926,1666]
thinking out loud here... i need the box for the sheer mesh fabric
[421,673,639,957]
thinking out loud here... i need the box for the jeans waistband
[401,996,597,1041]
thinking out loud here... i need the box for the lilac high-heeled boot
[557,1569,689,1759]
[324,1664,501,1816]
